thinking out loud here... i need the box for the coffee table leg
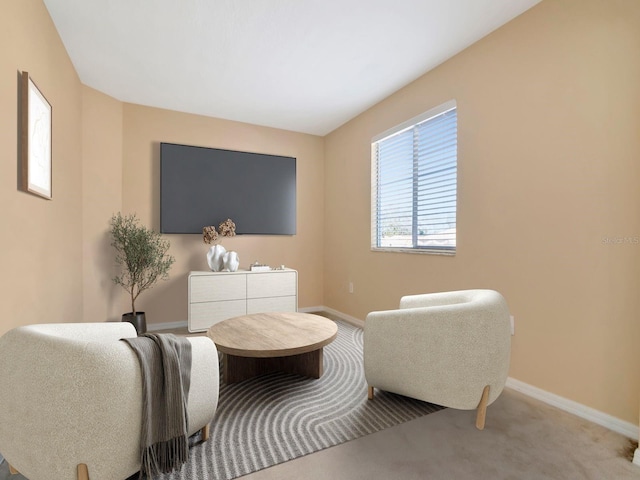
[223,353,256,384]
[222,349,325,384]
[288,348,323,378]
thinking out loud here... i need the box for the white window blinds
[371,100,457,253]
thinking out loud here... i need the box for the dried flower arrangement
[203,219,236,244]
[202,225,218,244]
[218,218,236,237]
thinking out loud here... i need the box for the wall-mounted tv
[160,142,296,235]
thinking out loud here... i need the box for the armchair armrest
[25,322,137,342]
[184,336,219,435]
[399,290,481,310]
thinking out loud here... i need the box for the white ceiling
[42,0,541,136]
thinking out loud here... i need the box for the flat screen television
[160,142,296,235]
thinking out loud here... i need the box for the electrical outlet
[348,282,354,294]
[510,315,515,336]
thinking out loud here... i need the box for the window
[371,100,457,254]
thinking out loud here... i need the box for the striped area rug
[161,319,443,480]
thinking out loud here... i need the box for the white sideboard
[188,269,298,332]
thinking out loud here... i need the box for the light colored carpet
[240,388,640,480]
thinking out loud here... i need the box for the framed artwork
[21,71,52,199]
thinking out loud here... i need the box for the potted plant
[110,212,175,334]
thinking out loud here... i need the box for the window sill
[371,247,455,256]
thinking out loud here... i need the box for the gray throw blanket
[122,333,192,478]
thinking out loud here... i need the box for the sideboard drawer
[189,300,247,331]
[190,274,246,303]
[247,271,297,299]
[247,295,297,314]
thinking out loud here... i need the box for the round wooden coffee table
[207,312,338,384]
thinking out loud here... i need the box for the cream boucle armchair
[0,322,219,480]
[364,289,510,430]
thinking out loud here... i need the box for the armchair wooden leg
[201,423,211,442]
[77,463,89,480]
[8,464,18,475]
[368,385,374,400]
[475,385,490,430]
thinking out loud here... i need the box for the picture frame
[21,71,52,199]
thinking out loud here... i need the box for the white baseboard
[147,320,188,332]
[506,377,638,440]
[300,305,365,328]
[298,305,325,314]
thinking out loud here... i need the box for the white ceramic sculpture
[223,251,240,272]
[207,244,226,272]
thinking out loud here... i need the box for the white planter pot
[223,251,240,272]
[207,244,227,272]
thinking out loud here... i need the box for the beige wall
[120,104,325,325]
[0,0,84,335]
[81,86,126,322]
[324,0,640,424]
